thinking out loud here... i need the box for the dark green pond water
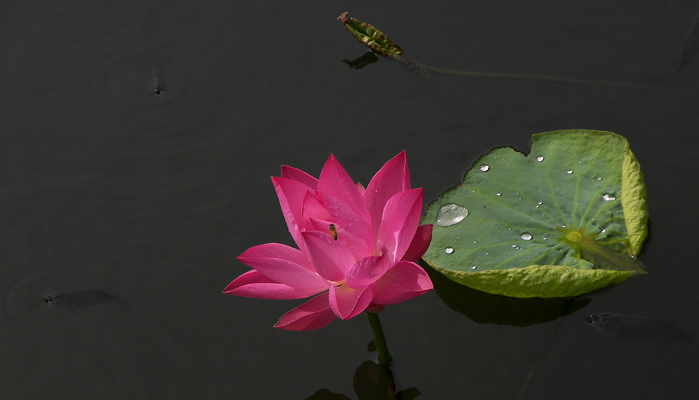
[1,1,698,399]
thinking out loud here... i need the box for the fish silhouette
[150,62,165,95]
[43,290,129,311]
[679,11,699,73]
[587,314,695,344]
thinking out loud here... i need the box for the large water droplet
[496,192,502,196]
[435,203,469,227]
[602,194,616,201]
[521,232,533,240]
[479,164,490,172]
[470,265,477,270]
[566,170,573,174]
[445,246,454,254]
[536,156,544,162]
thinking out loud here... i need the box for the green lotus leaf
[421,130,648,298]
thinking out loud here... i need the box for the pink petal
[223,270,322,299]
[272,177,314,252]
[317,154,371,223]
[239,243,312,270]
[237,244,330,292]
[372,261,433,305]
[329,284,374,320]
[364,151,410,239]
[319,192,374,259]
[345,248,392,289]
[401,224,433,262]
[308,217,332,235]
[280,165,318,190]
[377,189,423,262]
[302,231,356,281]
[273,292,336,331]
[302,191,332,222]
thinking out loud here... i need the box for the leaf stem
[366,311,393,365]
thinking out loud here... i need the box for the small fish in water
[587,314,695,344]
[44,290,128,311]
[678,11,699,73]
[150,62,165,95]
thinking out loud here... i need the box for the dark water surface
[1,1,698,399]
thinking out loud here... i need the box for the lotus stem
[366,311,393,365]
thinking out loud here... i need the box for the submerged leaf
[421,130,649,298]
[678,11,699,73]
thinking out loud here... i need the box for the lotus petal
[373,261,433,305]
[329,284,374,320]
[302,231,356,281]
[274,292,336,331]
[223,270,323,299]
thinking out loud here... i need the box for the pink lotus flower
[223,152,433,331]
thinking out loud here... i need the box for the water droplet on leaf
[602,194,616,201]
[435,203,469,227]
[445,246,454,254]
[479,164,490,172]
[521,232,533,240]
[536,156,544,162]
[567,170,573,174]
